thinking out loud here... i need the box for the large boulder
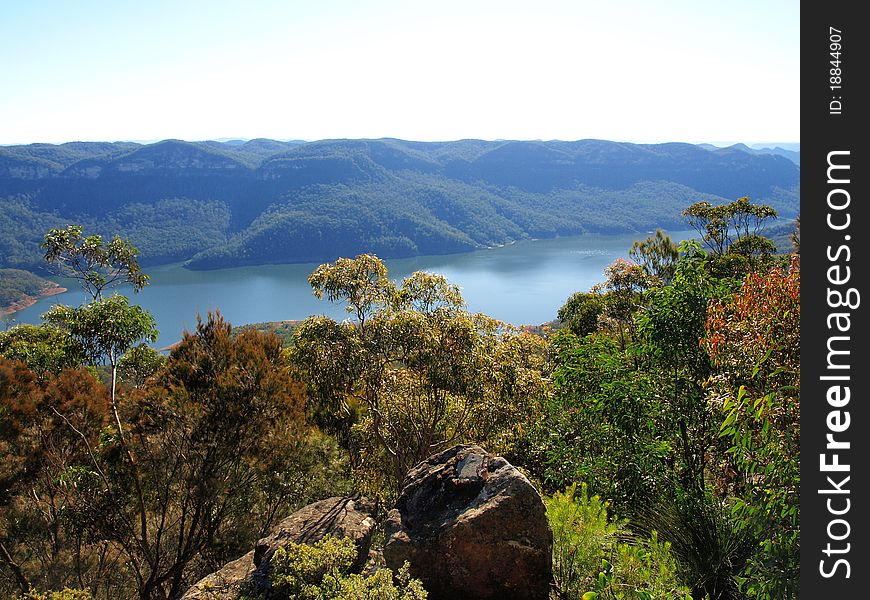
[178,551,256,599]
[253,495,377,579]
[383,444,552,600]
[180,495,377,599]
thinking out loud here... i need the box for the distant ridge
[697,142,800,165]
[0,138,799,272]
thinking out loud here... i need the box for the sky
[0,0,799,146]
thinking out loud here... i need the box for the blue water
[9,230,696,346]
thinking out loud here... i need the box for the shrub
[548,483,623,597]
[547,484,692,600]
[18,589,93,600]
[260,535,427,600]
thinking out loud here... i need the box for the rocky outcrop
[384,444,553,600]
[178,551,256,600]
[180,495,376,600]
[254,495,377,578]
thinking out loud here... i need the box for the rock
[383,444,553,600]
[254,495,377,575]
[179,495,377,599]
[178,551,256,600]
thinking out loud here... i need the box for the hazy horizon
[0,136,800,149]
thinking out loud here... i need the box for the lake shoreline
[9,230,699,345]
[1,283,68,316]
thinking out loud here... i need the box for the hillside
[698,143,800,166]
[0,138,800,271]
[0,268,66,314]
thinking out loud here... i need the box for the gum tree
[290,255,548,492]
[41,225,149,302]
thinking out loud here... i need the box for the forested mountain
[697,142,800,166]
[0,138,799,271]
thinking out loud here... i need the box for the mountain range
[0,138,800,272]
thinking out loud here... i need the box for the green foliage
[629,229,680,286]
[117,343,166,388]
[632,490,756,600]
[42,296,158,369]
[0,323,85,376]
[548,483,624,597]
[17,588,93,600]
[263,536,427,600]
[520,225,786,598]
[514,332,670,514]
[682,197,779,276]
[557,292,604,337]
[269,536,359,599]
[633,243,729,492]
[547,484,691,600]
[41,225,149,301]
[291,255,548,495]
[592,259,651,350]
[335,565,427,600]
[703,257,800,598]
[0,268,55,309]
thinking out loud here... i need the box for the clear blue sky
[0,0,799,145]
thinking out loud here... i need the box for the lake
[10,230,697,346]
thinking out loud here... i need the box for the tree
[629,228,680,285]
[634,241,728,493]
[290,255,548,493]
[557,292,604,337]
[0,359,112,596]
[117,344,167,389]
[54,312,312,599]
[42,296,158,409]
[0,314,341,599]
[33,229,159,596]
[514,332,669,512]
[0,324,85,377]
[39,226,157,404]
[518,241,757,598]
[592,259,651,351]
[41,226,149,302]
[682,197,778,274]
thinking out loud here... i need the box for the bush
[547,484,691,600]
[18,589,93,600]
[548,483,623,597]
[255,535,427,600]
[633,490,756,600]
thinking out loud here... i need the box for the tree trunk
[0,541,29,594]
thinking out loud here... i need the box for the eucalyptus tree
[0,323,85,376]
[42,296,157,409]
[629,228,680,285]
[39,226,157,404]
[41,225,149,302]
[682,196,778,273]
[290,255,548,492]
